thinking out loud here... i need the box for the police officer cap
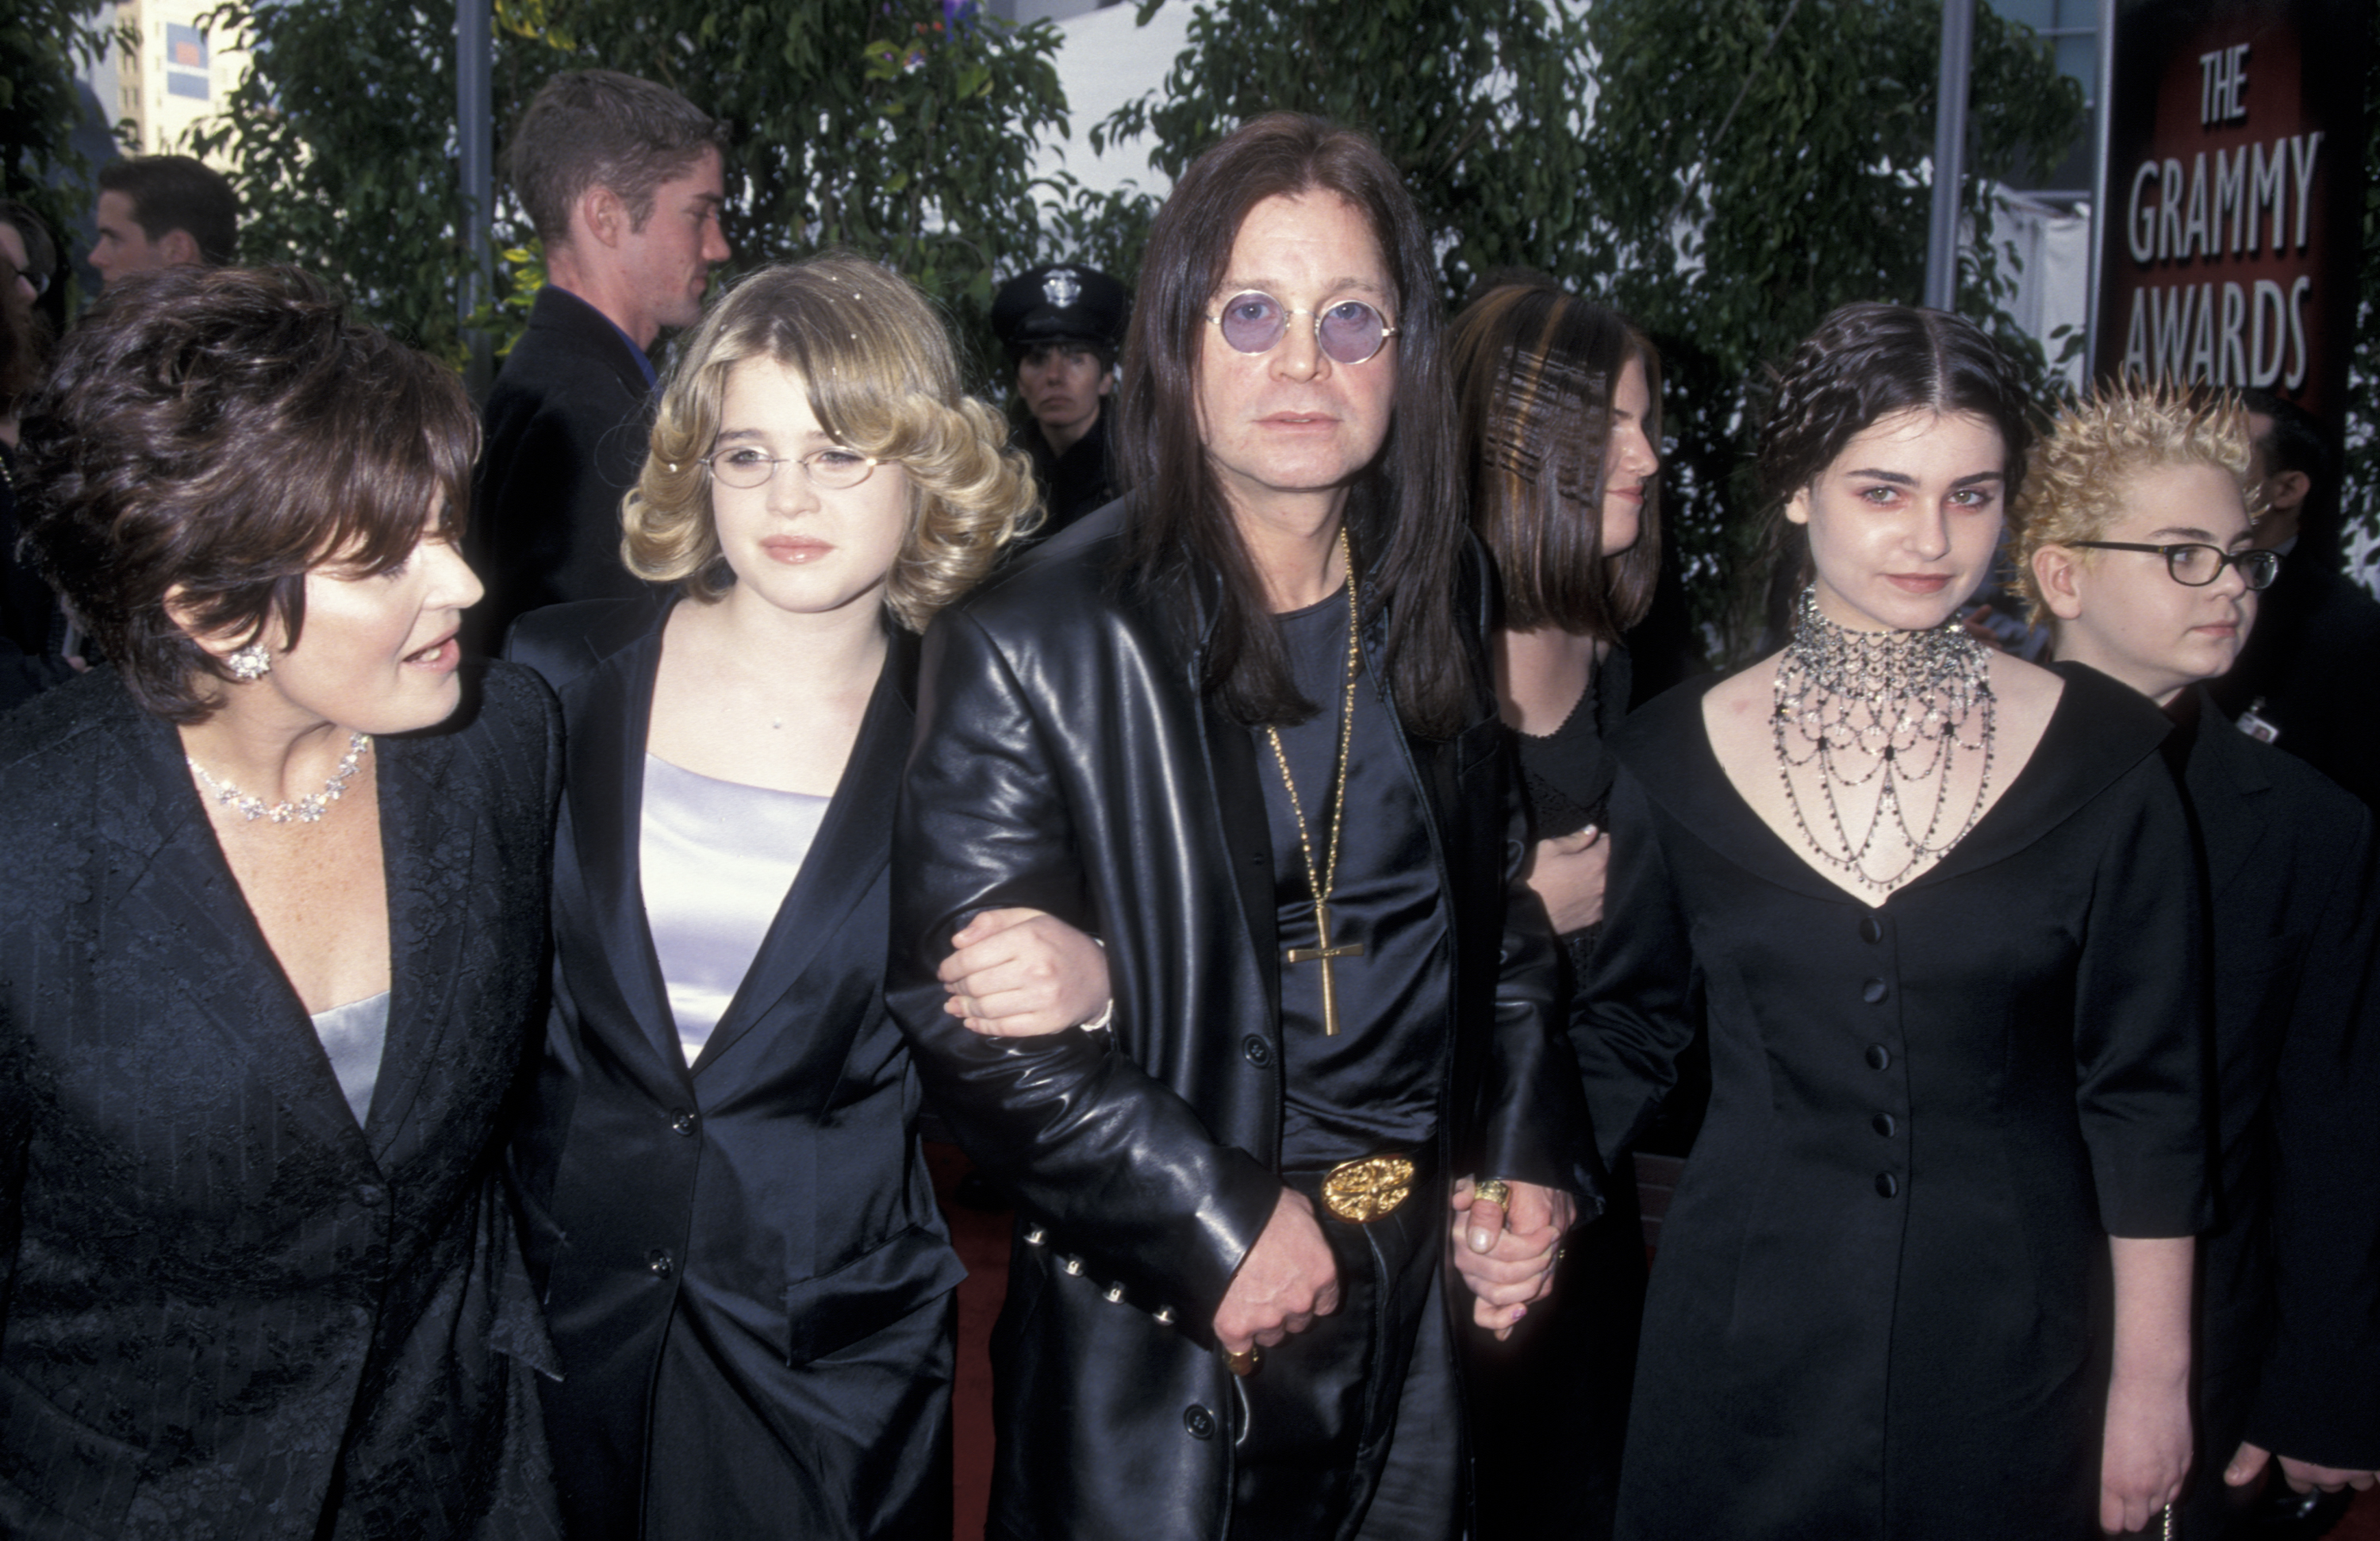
[992,263,1129,354]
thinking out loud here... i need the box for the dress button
[1184,1404,1216,1440]
[1872,1113,1897,1137]
[355,1184,386,1207]
[647,1247,674,1278]
[670,1109,697,1136]
[1865,1043,1891,1070]
[1242,1036,1273,1068]
[1859,915,1884,943]
[1861,978,1888,1005]
[1875,1173,1899,1198]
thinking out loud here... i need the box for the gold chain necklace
[1262,526,1365,1036]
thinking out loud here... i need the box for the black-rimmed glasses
[701,445,880,491]
[1205,292,1398,365]
[2069,541,2281,590]
[5,260,46,300]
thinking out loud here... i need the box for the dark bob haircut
[1451,274,1661,642]
[17,265,475,723]
[1114,113,1473,739]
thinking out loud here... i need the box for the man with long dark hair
[892,115,1591,1540]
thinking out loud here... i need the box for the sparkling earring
[227,643,272,682]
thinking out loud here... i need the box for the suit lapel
[567,627,691,1082]
[108,700,378,1168]
[691,645,908,1073]
[2188,705,2277,899]
[366,724,476,1164]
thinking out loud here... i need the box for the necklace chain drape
[1772,588,1994,893]
[190,732,373,824]
[1263,527,1366,1036]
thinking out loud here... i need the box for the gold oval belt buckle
[1321,1155,1415,1223]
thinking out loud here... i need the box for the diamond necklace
[1772,587,1994,892]
[189,732,373,824]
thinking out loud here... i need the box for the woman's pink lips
[762,536,832,563]
[1609,484,1645,501]
[1885,573,1952,594]
[404,632,462,671]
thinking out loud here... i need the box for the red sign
[2091,0,2367,424]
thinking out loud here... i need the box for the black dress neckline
[1612,663,2173,909]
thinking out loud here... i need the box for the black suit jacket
[889,502,1590,1541]
[0,665,562,1540]
[2208,553,2380,811]
[2172,689,2380,1487]
[474,286,661,645]
[505,595,963,1541]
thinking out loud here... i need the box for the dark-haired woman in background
[1573,303,2205,1539]
[504,256,1102,1541]
[0,266,559,1539]
[1448,275,1660,1539]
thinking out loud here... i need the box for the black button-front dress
[1575,665,2209,1540]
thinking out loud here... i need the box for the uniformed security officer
[991,263,1128,537]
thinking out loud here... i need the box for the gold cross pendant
[1285,899,1366,1036]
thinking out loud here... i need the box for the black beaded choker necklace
[1772,587,1994,893]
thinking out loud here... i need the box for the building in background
[89,0,248,161]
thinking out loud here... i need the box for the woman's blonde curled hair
[2006,381,2261,623]
[622,254,1041,631]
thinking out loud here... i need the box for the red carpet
[930,1143,2380,1541]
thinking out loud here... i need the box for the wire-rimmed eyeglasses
[2068,541,2282,590]
[701,445,881,492]
[1204,292,1399,366]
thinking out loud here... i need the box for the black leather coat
[889,501,1595,1541]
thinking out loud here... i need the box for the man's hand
[1449,1177,1575,1340]
[939,908,1109,1037]
[1213,1187,1339,1354]
[2225,1441,2380,1495]
[1522,826,1610,935]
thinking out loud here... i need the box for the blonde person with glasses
[503,256,1108,1541]
[2015,383,2380,1539]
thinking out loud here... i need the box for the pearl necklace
[1772,588,1994,892]
[189,732,373,824]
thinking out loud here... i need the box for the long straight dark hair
[1113,113,1476,739]
[1450,275,1662,643]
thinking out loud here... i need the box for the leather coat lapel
[692,643,910,1072]
[568,628,689,1081]
[1185,574,1280,1036]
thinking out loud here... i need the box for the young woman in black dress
[1574,303,2206,1539]
[1448,275,1660,1539]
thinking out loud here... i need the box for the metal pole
[2083,0,2117,372]
[1924,0,1975,311]
[457,0,494,399]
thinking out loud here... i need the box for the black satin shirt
[1258,590,1448,1162]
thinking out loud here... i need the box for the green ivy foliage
[1575,0,2083,655]
[188,0,1073,383]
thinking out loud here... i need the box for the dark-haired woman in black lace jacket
[0,267,559,1540]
